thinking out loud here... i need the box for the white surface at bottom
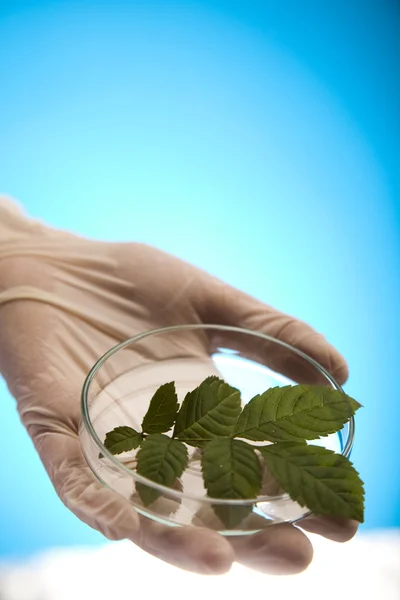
[0,530,399,600]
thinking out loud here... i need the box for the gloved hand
[0,196,357,575]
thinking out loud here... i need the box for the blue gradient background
[0,0,399,559]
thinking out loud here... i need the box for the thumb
[196,275,348,385]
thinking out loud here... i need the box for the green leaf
[260,442,365,522]
[136,434,188,505]
[257,451,284,496]
[103,426,142,455]
[234,385,361,442]
[202,438,262,528]
[141,382,179,434]
[173,376,241,447]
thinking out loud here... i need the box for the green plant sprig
[102,376,364,527]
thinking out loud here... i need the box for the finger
[298,514,359,542]
[35,431,141,541]
[136,519,235,575]
[229,523,313,575]
[196,276,348,385]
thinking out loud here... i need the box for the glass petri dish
[80,324,354,536]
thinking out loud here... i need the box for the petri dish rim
[81,323,355,507]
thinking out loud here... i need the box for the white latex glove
[0,196,357,575]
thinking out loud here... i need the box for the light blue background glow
[0,0,399,558]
